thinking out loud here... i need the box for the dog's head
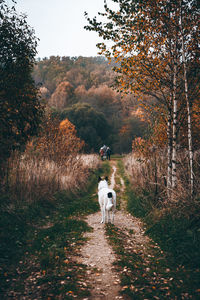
[98,176,108,183]
[98,176,109,191]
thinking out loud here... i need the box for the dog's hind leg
[111,211,114,223]
[107,210,111,223]
[105,208,108,223]
[107,210,109,223]
[111,208,115,223]
[101,207,105,223]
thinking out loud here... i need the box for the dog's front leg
[111,209,115,224]
[107,210,110,223]
[105,209,108,223]
[103,206,107,223]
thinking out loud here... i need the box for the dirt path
[77,160,153,299]
[77,212,121,299]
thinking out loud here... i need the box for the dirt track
[77,161,151,299]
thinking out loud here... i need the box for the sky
[9,0,116,59]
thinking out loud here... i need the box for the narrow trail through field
[77,160,153,299]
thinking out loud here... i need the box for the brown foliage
[74,84,119,107]
[74,84,87,99]
[49,81,74,109]
[192,99,200,149]
[87,84,117,104]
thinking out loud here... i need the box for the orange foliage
[27,116,84,163]
[60,118,76,132]
[132,108,167,159]
[132,137,152,158]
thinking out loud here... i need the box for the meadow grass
[122,154,200,268]
[0,158,108,299]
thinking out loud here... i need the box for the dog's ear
[105,176,108,182]
[98,176,102,182]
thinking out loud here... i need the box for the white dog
[98,176,116,224]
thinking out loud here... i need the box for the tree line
[33,55,148,153]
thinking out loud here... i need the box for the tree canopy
[34,55,148,153]
[85,0,199,98]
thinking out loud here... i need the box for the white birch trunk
[180,0,194,196]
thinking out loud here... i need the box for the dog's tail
[106,192,114,210]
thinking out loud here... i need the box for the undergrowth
[114,159,200,298]
[119,159,200,267]
[0,163,108,299]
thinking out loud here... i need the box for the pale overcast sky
[10,0,117,59]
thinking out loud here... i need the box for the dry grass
[123,149,200,217]
[6,153,100,204]
[123,151,166,195]
[1,114,103,205]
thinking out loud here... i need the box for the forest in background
[33,56,148,153]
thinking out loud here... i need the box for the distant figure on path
[99,147,104,160]
[106,147,111,160]
[99,145,107,160]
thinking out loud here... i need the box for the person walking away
[99,147,104,160]
[106,147,111,160]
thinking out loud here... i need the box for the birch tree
[179,0,199,195]
[85,0,178,196]
[85,0,199,198]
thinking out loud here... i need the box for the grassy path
[75,159,181,299]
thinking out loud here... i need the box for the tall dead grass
[1,115,101,206]
[123,149,200,217]
[123,151,166,197]
[6,152,100,205]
